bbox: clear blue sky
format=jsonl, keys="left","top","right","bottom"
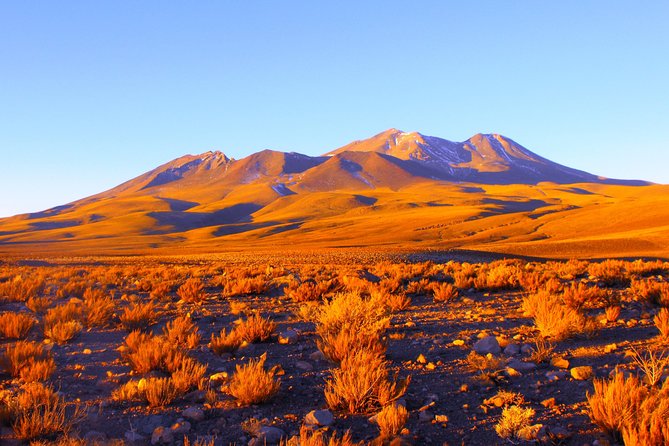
{"left": 1, "top": 1, "right": 668, "bottom": 217}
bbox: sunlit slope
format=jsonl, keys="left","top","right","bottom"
{"left": 0, "top": 129, "right": 663, "bottom": 258}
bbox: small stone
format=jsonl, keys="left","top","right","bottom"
{"left": 209, "top": 372, "right": 228, "bottom": 384}
{"left": 125, "top": 431, "right": 145, "bottom": 443}
{"left": 82, "top": 348, "right": 92, "bottom": 355}
{"left": 434, "top": 414, "right": 449, "bottom": 424}
{"left": 84, "top": 431, "right": 106, "bottom": 442}
{"left": 473, "top": 336, "right": 501, "bottom": 355}
{"left": 517, "top": 424, "right": 543, "bottom": 441}
{"left": 416, "top": 354, "right": 427, "bottom": 364}
{"left": 278, "top": 329, "right": 299, "bottom": 345}
{"left": 257, "top": 426, "right": 286, "bottom": 444}
{"left": 571, "top": 366, "right": 594, "bottom": 380}
{"left": 503, "top": 343, "right": 520, "bottom": 356}
{"left": 551, "top": 357, "right": 570, "bottom": 369}
{"left": 452, "top": 339, "right": 465, "bottom": 346}
{"left": 182, "top": 407, "right": 205, "bottom": 422}
{"left": 520, "top": 344, "right": 533, "bottom": 355}
{"left": 151, "top": 426, "right": 174, "bottom": 445}
{"left": 505, "top": 367, "right": 522, "bottom": 377}
{"left": 405, "top": 321, "right": 416, "bottom": 328}
{"left": 170, "top": 420, "right": 191, "bottom": 434}
{"left": 418, "top": 410, "right": 434, "bottom": 423}
{"left": 304, "top": 409, "right": 334, "bottom": 427}
{"left": 604, "top": 343, "right": 618, "bottom": 353}
{"left": 295, "top": 361, "right": 313, "bottom": 372}
{"left": 541, "top": 397, "right": 557, "bottom": 408}
{"left": 309, "top": 350, "right": 326, "bottom": 361}
{"left": 425, "top": 362, "right": 436, "bottom": 371}
{"left": 507, "top": 359, "right": 537, "bottom": 372}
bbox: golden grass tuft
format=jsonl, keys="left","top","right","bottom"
{"left": 2, "top": 341, "right": 55, "bottom": 382}
{"left": 281, "top": 426, "right": 361, "bottom": 446}
{"left": 314, "top": 292, "right": 389, "bottom": 363}
{"left": 654, "top": 308, "right": 669, "bottom": 342}
{"left": 324, "top": 349, "right": 409, "bottom": 414}
{"left": 44, "top": 320, "right": 82, "bottom": 344}
{"left": 209, "top": 328, "right": 243, "bottom": 355}
{"left": 177, "top": 278, "right": 207, "bottom": 304}
{"left": 374, "top": 403, "right": 409, "bottom": 439}
{"left": 82, "top": 288, "right": 116, "bottom": 327}
{"left": 163, "top": 315, "right": 201, "bottom": 349}
{"left": 0, "top": 312, "right": 36, "bottom": 339}
{"left": 227, "top": 353, "right": 280, "bottom": 406}
{"left": 119, "top": 300, "right": 158, "bottom": 331}
{"left": 432, "top": 282, "right": 459, "bottom": 302}
{"left": 495, "top": 405, "right": 536, "bottom": 440}
{"left": 235, "top": 313, "right": 276, "bottom": 343}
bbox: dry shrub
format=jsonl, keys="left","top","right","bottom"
{"left": 44, "top": 320, "right": 82, "bottom": 344}
{"left": 473, "top": 261, "right": 522, "bottom": 291}
{"left": 227, "top": 353, "right": 280, "bottom": 406}
{"left": 111, "top": 380, "right": 141, "bottom": 403}
{"left": 495, "top": 405, "right": 536, "bottom": 440}
{"left": 324, "top": 349, "right": 410, "bottom": 414}
{"left": 605, "top": 305, "right": 622, "bottom": 323}
{"left": 432, "top": 282, "right": 458, "bottom": 302}
{"left": 44, "top": 301, "right": 82, "bottom": 327}
{"left": 177, "top": 278, "right": 207, "bottom": 304}
{"left": 285, "top": 280, "right": 326, "bottom": 302}
{"left": 2, "top": 341, "right": 55, "bottom": 382}
{"left": 235, "top": 313, "right": 276, "bottom": 343}
{"left": 0, "top": 276, "right": 44, "bottom": 302}
{"left": 562, "top": 282, "right": 607, "bottom": 311}
{"left": 150, "top": 281, "right": 173, "bottom": 300}
{"left": 0, "top": 312, "right": 36, "bottom": 339}
{"left": 11, "top": 382, "right": 83, "bottom": 440}
{"left": 466, "top": 351, "right": 505, "bottom": 376}
{"left": 655, "top": 308, "right": 669, "bottom": 342}
{"left": 121, "top": 332, "right": 186, "bottom": 374}
{"left": 184, "top": 436, "right": 217, "bottom": 446}
{"left": 523, "top": 291, "right": 592, "bottom": 341}
{"left": 587, "top": 373, "right": 648, "bottom": 442}
{"left": 82, "top": 288, "right": 115, "bottom": 327}
{"left": 163, "top": 315, "right": 201, "bottom": 349}
{"left": 171, "top": 358, "right": 206, "bottom": 394}
{"left": 630, "top": 347, "right": 669, "bottom": 387}
{"left": 119, "top": 300, "right": 158, "bottom": 331}
{"left": 222, "top": 276, "right": 269, "bottom": 297}
{"left": 405, "top": 278, "right": 430, "bottom": 295}
{"left": 209, "top": 328, "right": 243, "bottom": 355}
{"left": 142, "top": 377, "right": 179, "bottom": 407}
{"left": 370, "top": 289, "right": 411, "bottom": 313}
{"left": 629, "top": 279, "right": 669, "bottom": 306}
{"left": 314, "top": 292, "right": 389, "bottom": 363}
{"left": 374, "top": 403, "right": 409, "bottom": 439}
{"left": 589, "top": 260, "right": 630, "bottom": 286}
{"left": 26, "top": 295, "right": 52, "bottom": 313}
{"left": 281, "top": 426, "right": 361, "bottom": 446}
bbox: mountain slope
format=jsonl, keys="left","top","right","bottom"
{"left": 0, "top": 129, "right": 663, "bottom": 258}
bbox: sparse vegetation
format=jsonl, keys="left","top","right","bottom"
{"left": 227, "top": 353, "right": 280, "bottom": 406}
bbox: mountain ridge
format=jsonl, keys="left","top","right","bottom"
{"left": 0, "top": 129, "right": 665, "bottom": 258}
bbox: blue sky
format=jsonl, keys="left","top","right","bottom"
{"left": 1, "top": 1, "right": 667, "bottom": 217}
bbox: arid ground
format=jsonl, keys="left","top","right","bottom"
{"left": 1, "top": 250, "right": 668, "bottom": 445}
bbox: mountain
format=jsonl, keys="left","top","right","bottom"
{"left": 0, "top": 129, "right": 666, "bottom": 258}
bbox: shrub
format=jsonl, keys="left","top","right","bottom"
{"left": 587, "top": 373, "right": 647, "bottom": 441}
{"left": 163, "top": 315, "right": 201, "bottom": 349}
{"left": 562, "top": 282, "right": 607, "bottom": 311}
{"left": 315, "top": 292, "right": 389, "bottom": 363}
{"left": 374, "top": 403, "right": 409, "bottom": 439}
{"left": 150, "top": 281, "right": 173, "bottom": 300}
{"left": 235, "top": 313, "right": 276, "bottom": 343}
{"left": 177, "top": 278, "right": 207, "bottom": 304}
{"left": 0, "top": 276, "right": 44, "bottom": 302}
{"left": 82, "top": 289, "right": 115, "bottom": 327}
{"left": 44, "top": 302, "right": 82, "bottom": 329}
{"left": 605, "top": 305, "right": 622, "bottom": 323}
{"left": 2, "top": 341, "right": 55, "bottom": 382}
{"left": 432, "top": 283, "right": 458, "bottom": 302}
{"left": 528, "top": 337, "right": 555, "bottom": 364}
{"left": 629, "top": 347, "right": 669, "bottom": 387}
{"left": 44, "top": 320, "right": 82, "bottom": 344}
{"left": 227, "top": 353, "right": 280, "bottom": 406}
{"left": 142, "top": 377, "right": 178, "bottom": 407}
{"left": 0, "top": 312, "right": 36, "bottom": 339}
{"left": 654, "top": 308, "right": 669, "bottom": 342}
{"left": 11, "top": 382, "right": 84, "bottom": 440}
{"left": 119, "top": 300, "right": 158, "bottom": 331}
{"left": 26, "top": 295, "right": 52, "bottom": 313}
{"left": 209, "top": 328, "right": 243, "bottom": 355}
{"left": 589, "top": 260, "right": 629, "bottom": 286}
{"left": 370, "top": 289, "right": 411, "bottom": 313}
{"left": 524, "top": 291, "right": 590, "bottom": 341}
{"left": 324, "top": 349, "right": 410, "bottom": 414}
{"left": 630, "top": 279, "right": 669, "bottom": 306}
{"left": 495, "top": 405, "right": 536, "bottom": 440}
{"left": 281, "top": 426, "right": 361, "bottom": 446}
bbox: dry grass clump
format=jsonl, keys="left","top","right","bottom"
{"left": 150, "top": 281, "right": 174, "bottom": 300}
{"left": 495, "top": 405, "right": 536, "bottom": 440}
{"left": 163, "top": 315, "right": 201, "bottom": 349}
{"left": 370, "top": 289, "right": 411, "bottom": 313}
{"left": 2, "top": 341, "right": 56, "bottom": 382}
{"left": 10, "top": 382, "right": 84, "bottom": 440}
{"left": 314, "top": 292, "right": 389, "bottom": 363}
{"left": 605, "top": 304, "right": 622, "bottom": 323}
{"left": 324, "top": 349, "right": 409, "bottom": 414}
{"left": 654, "top": 308, "right": 669, "bottom": 342}
{"left": 629, "top": 347, "right": 669, "bottom": 387}
{"left": 629, "top": 279, "right": 669, "bottom": 306}
{"left": 562, "top": 282, "right": 607, "bottom": 311}
{"left": 523, "top": 290, "right": 593, "bottom": 341}
{"left": 234, "top": 312, "right": 276, "bottom": 343}
{"left": 528, "top": 337, "right": 555, "bottom": 364}
{"left": 0, "top": 312, "right": 36, "bottom": 339}
{"left": 26, "top": 295, "right": 53, "bottom": 314}
{"left": 120, "top": 330, "right": 195, "bottom": 375}
{"left": 374, "top": 403, "right": 409, "bottom": 439}
{"left": 281, "top": 426, "right": 361, "bottom": 446}
{"left": 43, "top": 302, "right": 83, "bottom": 344}
{"left": 589, "top": 259, "right": 630, "bottom": 286}
{"left": 82, "top": 288, "right": 116, "bottom": 327}
{"left": 0, "top": 276, "right": 45, "bottom": 302}
{"left": 432, "top": 282, "right": 458, "bottom": 302}
{"left": 227, "top": 353, "right": 280, "bottom": 406}
{"left": 177, "top": 278, "right": 207, "bottom": 304}
{"left": 284, "top": 280, "right": 334, "bottom": 302}
{"left": 466, "top": 351, "right": 506, "bottom": 385}
{"left": 118, "top": 300, "right": 158, "bottom": 331}
{"left": 221, "top": 275, "right": 269, "bottom": 297}
{"left": 209, "top": 328, "right": 243, "bottom": 355}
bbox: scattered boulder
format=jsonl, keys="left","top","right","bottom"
{"left": 125, "top": 431, "right": 145, "bottom": 444}
{"left": 151, "top": 426, "right": 174, "bottom": 445}
{"left": 295, "top": 361, "right": 313, "bottom": 372}
{"left": 507, "top": 359, "right": 537, "bottom": 372}
{"left": 503, "top": 343, "right": 520, "bottom": 356}
{"left": 473, "top": 336, "right": 501, "bottom": 355}
{"left": 304, "top": 409, "right": 334, "bottom": 427}
{"left": 170, "top": 420, "right": 191, "bottom": 435}
{"left": 251, "top": 426, "right": 286, "bottom": 445}
{"left": 309, "top": 350, "right": 326, "bottom": 361}
{"left": 278, "top": 329, "right": 299, "bottom": 345}
{"left": 570, "top": 366, "right": 594, "bottom": 380}
{"left": 182, "top": 407, "right": 205, "bottom": 422}
{"left": 550, "top": 357, "right": 570, "bottom": 369}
